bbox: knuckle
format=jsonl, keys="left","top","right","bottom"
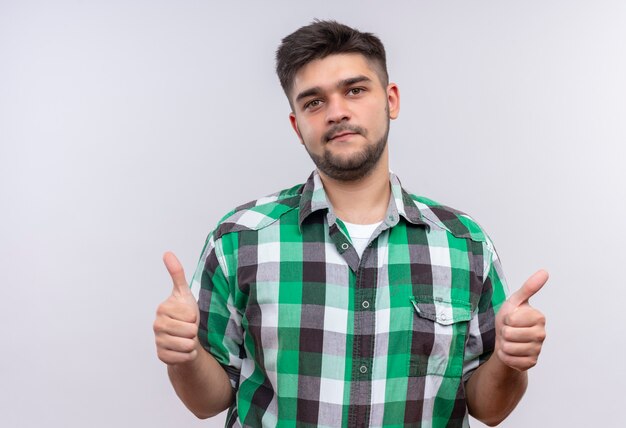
{"left": 501, "top": 326, "right": 513, "bottom": 341}
{"left": 499, "top": 325, "right": 507, "bottom": 336}
{"left": 156, "top": 302, "right": 173, "bottom": 318}
{"left": 530, "top": 309, "right": 545, "bottom": 323}
{"left": 155, "top": 335, "right": 168, "bottom": 349}
{"left": 169, "top": 350, "right": 193, "bottom": 364}
{"left": 156, "top": 350, "right": 170, "bottom": 364}
{"left": 537, "top": 330, "right": 547, "bottom": 342}
{"left": 187, "top": 349, "right": 199, "bottom": 362}
{"left": 502, "top": 314, "right": 512, "bottom": 326}
{"left": 155, "top": 305, "right": 165, "bottom": 316}
{"left": 181, "top": 339, "right": 196, "bottom": 352}
{"left": 500, "top": 342, "right": 514, "bottom": 354}
{"left": 497, "top": 350, "right": 514, "bottom": 367}
{"left": 507, "top": 312, "right": 522, "bottom": 326}
{"left": 153, "top": 319, "right": 164, "bottom": 333}
{"left": 183, "top": 326, "right": 198, "bottom": 339}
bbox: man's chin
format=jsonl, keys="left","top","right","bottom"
{"left": 316, "top": 159, "right": 374, "bottom": 181}
{"left": 308, "top": 134, "right": 387, "bottom": 181}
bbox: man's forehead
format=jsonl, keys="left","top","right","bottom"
{"left": 290, "top": 53, "right": 381, "bottom": 97}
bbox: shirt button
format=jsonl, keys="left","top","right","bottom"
{"left": 362, "top": 300, "right": 370, "bottom": 309}
{"left": 439, "top": 314, "right": 447, "bottom": 322}
{"left": 341, "top": 243, "right": 349, "bottom": 250}
{"left": 359, "top": 365, "right": 368, "bottom": 374}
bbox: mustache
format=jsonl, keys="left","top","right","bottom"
{"left": 323, "top": 124, "right": 366, "bottom": 142}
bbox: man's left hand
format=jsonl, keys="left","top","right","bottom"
{"left": 495, "top": 270, "right": 548, "bottom": 371}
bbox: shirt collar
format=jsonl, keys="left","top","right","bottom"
{"left": 298, "top": 170, "right": 428, "bottom": 230}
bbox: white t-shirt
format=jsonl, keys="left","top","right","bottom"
{"left": 342, "top": 220, "right": 383, "bottom": 258}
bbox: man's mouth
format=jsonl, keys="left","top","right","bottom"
{"left": 326, "top": 127, "right": 363, "bottom": 142}
{"left": 329, "top": 131, "right": 357, "bottom": 141}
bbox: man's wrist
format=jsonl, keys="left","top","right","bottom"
{"left": 489, "top": 350, "right": 528, "bottom": 385}
{"left": 167, "top": 340, "right": 203, "bottom": 371}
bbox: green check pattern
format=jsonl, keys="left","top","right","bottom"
{"left": 191, "top": 171, "right": 508, "bottom": 428}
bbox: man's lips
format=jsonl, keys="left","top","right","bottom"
{"left": 328, "top": 131, "right": 358, "bottom": 141}
{"left": 324, "top": 125, "right": 366, "bottom": 142}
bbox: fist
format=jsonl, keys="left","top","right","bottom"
{"left": 153, "top": 251, "right": 201, "bottom": 365}
{"left": 495, "top": 270, "right": 548, "bottom": 371}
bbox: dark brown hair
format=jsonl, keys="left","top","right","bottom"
{"left": 276, "top": 20, "right": 388, "bottom": 100}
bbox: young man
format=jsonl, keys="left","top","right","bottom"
{"left": 153, "top": 21, "right": 547, "bottom": 427}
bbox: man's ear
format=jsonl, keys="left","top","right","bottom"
{"left": 289, "top": 112, "right": 305, "bottom": 144}
{"left": 387, "top": 83, "right": 400, "bottom": 120}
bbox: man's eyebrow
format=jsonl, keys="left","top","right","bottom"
{"left": 338, "top": 75, "right": 372, "bottom": 88}
{"left": 295, "top": 87, "right": 322, "bottom": 103}
{"left": 294, "top": 75, "right": 373, "bottom": 104}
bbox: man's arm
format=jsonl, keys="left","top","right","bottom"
{"left": 465, "top": 352, "right": 528, "bottom": 425}
{"left": 167, "top": 343, "right": 234, "bottom": 418}
{"left": 154, "top": 252, "right": 234, "bottom": 418}
{"left": 466, "top": 270, "right": 548, "bottom": 426}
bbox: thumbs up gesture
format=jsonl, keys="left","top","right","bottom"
{"left": 495, "top": 270, "right": 548, "bottom": 372}
{"left": 153, "top": 252, "right": 201, "bottom": 365}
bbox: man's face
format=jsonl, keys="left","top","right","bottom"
{"left": 289, "top": 53, "right": 399, "bottom": 181}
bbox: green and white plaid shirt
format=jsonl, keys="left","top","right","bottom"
{"left": 191, "top": 170, "right": 508, "bottom": 428}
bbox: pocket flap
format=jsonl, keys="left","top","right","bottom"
{"left": 410, "top": 295, "right": 472, "bottom": 325}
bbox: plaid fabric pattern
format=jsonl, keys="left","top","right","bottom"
{"left": 191, "top": 171, "right": 508, "bottom": 428}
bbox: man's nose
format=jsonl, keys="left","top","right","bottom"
{"left": 325, "top": 95, "right": 351, "bottom": 124}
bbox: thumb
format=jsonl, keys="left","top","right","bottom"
{"left": 507, "top": 269, "right": 549, "bottom": 307}
{"left": 163, "top": 251, "right": 190, "bottom": 297}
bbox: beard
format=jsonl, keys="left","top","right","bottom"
{"left": 305, "top": 118, "right": 390, "bottom": 182}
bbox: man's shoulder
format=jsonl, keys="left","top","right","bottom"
{"left": 407, "top": 193, "right": 490, "bottom": 243}
{"left": 212, "top": 182, "right": 304, "bottom": 240}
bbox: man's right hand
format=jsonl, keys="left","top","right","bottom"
{"left": 154, "top": 251, "right": 201, "bottom": 365}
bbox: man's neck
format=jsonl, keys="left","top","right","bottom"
{"left": 318, "top": 153, "right": 391, "bottom": 225}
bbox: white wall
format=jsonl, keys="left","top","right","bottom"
{"left": 1, "top": 1, "right": 624, "bottom": 427}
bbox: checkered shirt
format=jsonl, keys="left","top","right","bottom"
{"left": 190, "top": 170, "right": 508, "bottom": 428}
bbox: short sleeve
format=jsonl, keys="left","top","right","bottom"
{"left": 462, "top": 237, "right": 509, "bottom": 383}
{"left": 190, "top": 232, "right": 244, "bottom": 390}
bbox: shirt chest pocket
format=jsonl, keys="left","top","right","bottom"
{"left": 407, "top": 295, "right": 472, "bottom": 378}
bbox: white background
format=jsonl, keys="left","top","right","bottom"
{"left": 1, "top": 1, "right": 625, "bottom": 427}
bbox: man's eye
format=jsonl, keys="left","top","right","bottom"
{"left": 305, "top": 100, "right": 321, "bottom": 109}
{"left": 348, "top": 88, "right": 363, "bottom": 95}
